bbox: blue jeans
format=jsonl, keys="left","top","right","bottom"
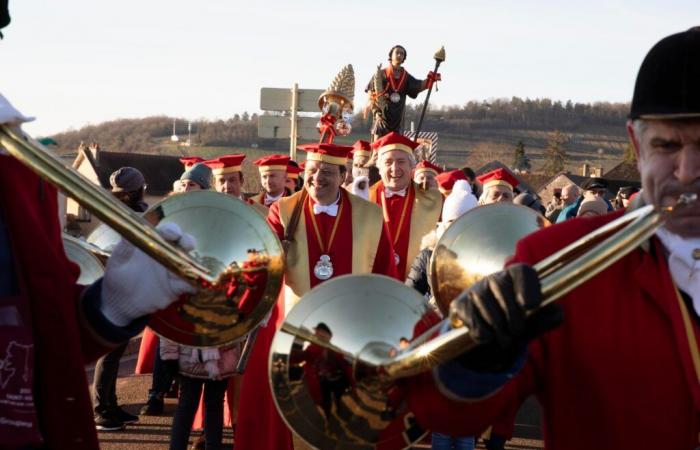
{"left": 431, "top": 432, "right": 475, "bottom": 450}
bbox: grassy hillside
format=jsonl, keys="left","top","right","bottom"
{"left": 49, "top": 98, "right": 631, "bottom": 174}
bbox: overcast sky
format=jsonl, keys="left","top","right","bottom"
{"left": 2, "top": 0, "right": 698, "bottom": 136}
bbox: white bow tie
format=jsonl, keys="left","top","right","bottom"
{"left": 385, "top": 188, "right": 407, "bottom": 198}
{"left": 313, "top": 203, "right": 339, "bottom": 217}
{"left": 656, "top": 227, "right": 700, "bottom": 315}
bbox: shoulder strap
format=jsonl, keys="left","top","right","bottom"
{"left": 282, "top": 190, "right": 307, "bottom": 252}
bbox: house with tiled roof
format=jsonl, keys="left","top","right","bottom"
{"left": 67, "top": 145, "right": 185, "bottom": 236}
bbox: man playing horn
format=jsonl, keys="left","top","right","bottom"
{"left": 407, "top": 27, "right": 700, "bottom": 450}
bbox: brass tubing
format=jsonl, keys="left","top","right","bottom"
{"left": 0, "top": 125, "right": 214, "bottom": 284}
{"left": 380, "top": 205, "right": 662, "bottom": 379}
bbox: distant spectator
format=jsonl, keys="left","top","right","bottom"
{"left": 577, "top": 197, "right": 609, "bottom": 218}
{"left": 179, "top": 162, "right": 212, "bottom": 191}
{"left": 556, "top": 179, "right": 612, "bottom": 223}
{"left": 461, "top": 166, "right": 480, "bottom": 198}
{"left": 580, "top": 177, "right": 609, "bottom": 200}
{"left": 514, "top": 192, "right": 546, "bottom": 215}
{"left": 476, "top": 168, "right": 517, "bottom": 205}
{"left": 544, "top": 189, "right": 563, "bottom": 222}
{"left": 614, "top": 186, "right": 640, "bottom": 210}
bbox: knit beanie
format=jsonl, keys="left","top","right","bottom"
{"left": 110, "top": 167, "right": 145, "bottom": 193}
{"left": 180, "top": 162, "right": 212, "bottom": 189}
{"left": 442, "top": 180, "right": 478, "bottom": 223}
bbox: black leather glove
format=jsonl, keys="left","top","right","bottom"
{"left": 450, "top": 263, "right": 563, "bottom": 372}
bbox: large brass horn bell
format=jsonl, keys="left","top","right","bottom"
{"left": 430, "top": 203, "right": 550, "bottom": 315}
{"left": 142, "top": 191, "right": 284, "bottom": 347}
{"left": 62, "top": 234, "right": 106, "bottom": 284}
{"left": 270, "top": 274, "right": 431, "bottom": 450}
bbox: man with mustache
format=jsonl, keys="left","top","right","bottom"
{"left": 406, "top": 27, "right": 700, "bottom": 449}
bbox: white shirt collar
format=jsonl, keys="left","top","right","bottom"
{"left": 384, "top": 187, "right": 407, "bottom": 198}
{"left": 656, "top": 226, "right": 700, "bottom": 314}
{"left": 264, "top": 191, "right": 284, "bottom": 205}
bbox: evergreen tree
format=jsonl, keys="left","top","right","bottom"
{"left": 512, "top": 140, "right": 531, "bottom": 173}
{"left": 542, "top": 130, "right": 569, "bottom": 175}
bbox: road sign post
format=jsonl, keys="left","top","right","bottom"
{"left": 259, "top": 85, "right": 324, "bottom": 160}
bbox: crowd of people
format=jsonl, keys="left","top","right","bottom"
{"left": 2, "top": 7, "right": 700, "bottom": 449}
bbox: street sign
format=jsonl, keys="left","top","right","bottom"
{"left": 260, "top": 87, "right": 324, "bottom": 112}
{"left": 258, "top": 115, "right": 319, "bottom": 140}
{"left": 259, "top": 84, "right": 323, "bottom": 159}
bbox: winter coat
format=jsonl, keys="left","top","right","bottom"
{"left": 160, "top": 338, "right": 242, "bottom": 380}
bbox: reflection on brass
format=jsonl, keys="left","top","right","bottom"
{"left": 0, "top": 125, "right": 284, "bottom": 347}
{"left": 430, "top": 203, "right": 550, "bottom": 315}
{"left": 62, "top": 234, "right": 105, "bottom": 284}
{"left": 273, "top": 200, "right": 673, "bottom": 448}
{"left": 270, "top": 275, "right": 430, "bottom": 450}
{"left": 143, "top": 192, "right": 285, "bottom": 347}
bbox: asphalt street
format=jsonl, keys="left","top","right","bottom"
{"left": 87, "top": 356, "right": 543, "bottom": 449}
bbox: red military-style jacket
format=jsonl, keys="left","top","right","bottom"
{"left": 406, "top": 210, "right": 700, "bottom": 449}
{"left": 0, "top": 155, "right": 140, "bottom": 449}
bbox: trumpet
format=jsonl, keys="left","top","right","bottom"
{"left": 1, "top": 125, "right": 284, "bottom": 347}
{"left": 269, "top": 198, "right": 678, "bottom": 449}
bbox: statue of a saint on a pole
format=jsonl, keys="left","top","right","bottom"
{"left": 365, "top": 45, "right": 440, "bottom": 141}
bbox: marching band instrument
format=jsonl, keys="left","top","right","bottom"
{"left": 1, "top": 125, "right": 284, "bottom": 347}
{"left": 430, "top": 203, "right": 550, "bottom": 315}
{"left": 270, "top": 198, "right": 676, "bottom": 449}
{"left": 62, "top": 234, "right": 105, "bottom": 284}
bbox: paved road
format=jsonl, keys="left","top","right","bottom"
{"left": 89, "top": 357, "right": 543, "bottom": 449}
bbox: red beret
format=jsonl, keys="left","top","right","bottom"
{"left": 415, "top": 160, "right": 443, "bottom": 176}
{"left": 179, "top": 156, "right": 204, "bottom": 169}
{"left": 371, "top": 132, "right": 419, "bottom": 156}
{"left": 352, "top": 140, "right": 372, "bottom": 157}
{"left": 436, "top": 169, "right": 467, "bottom": 194}
{"left": 477, "top": 168, "right": 519, "bottom": 190}
{"left": 253, "top": 154, "right": 290, "bottom": 172}
{"left": 286, "top": 163, "right": 303, "bottom": 179}
{"left": 204, "top": 154, "right": 245, "bottom": 175}
{"left": 298, "top": 143, "right": 353, "bottom": 166}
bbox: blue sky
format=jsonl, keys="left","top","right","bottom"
{"left": 1, "top": 0, "right": 698, "bottom": 136}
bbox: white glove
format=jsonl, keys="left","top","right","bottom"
{"left": 100, "top": 222, "right": 198, "bottom": 327}
{"left": 0, "top": 93, "right": 35, "bottom": 156}
{"left": 350, "top": 175, "right": 370, "bottom": 200}
{"left": 0, "top": 93, "right": 35, "bottom": 126}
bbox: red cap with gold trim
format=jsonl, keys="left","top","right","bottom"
{"left": 352, "top": 140, "right": 372, "bottom": 158}
{"left": 415, "top": 160, "right": 443, "bottom": 176}
{"left": 476, "top": 168, "right": 519, "bottom": 190}
{"left": 253, "top": 154, "right": 290, "bottom": 173}
{"left": 298, "top": 143, "right": 353, "bottom": 166}
{"left": 436, "top": 169, "right": 467, "bottom": 194}
{"left": 371, "top": 132, "right": 419, "bottom": 156}
{"left": 287, "top": 163, "right": 302, "bottom": 179}
{"left": 204, "top": 154, "right": 245, "bottom": 175}
{"left": 179, "top": 156, "right": 204, "bottom": 169}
